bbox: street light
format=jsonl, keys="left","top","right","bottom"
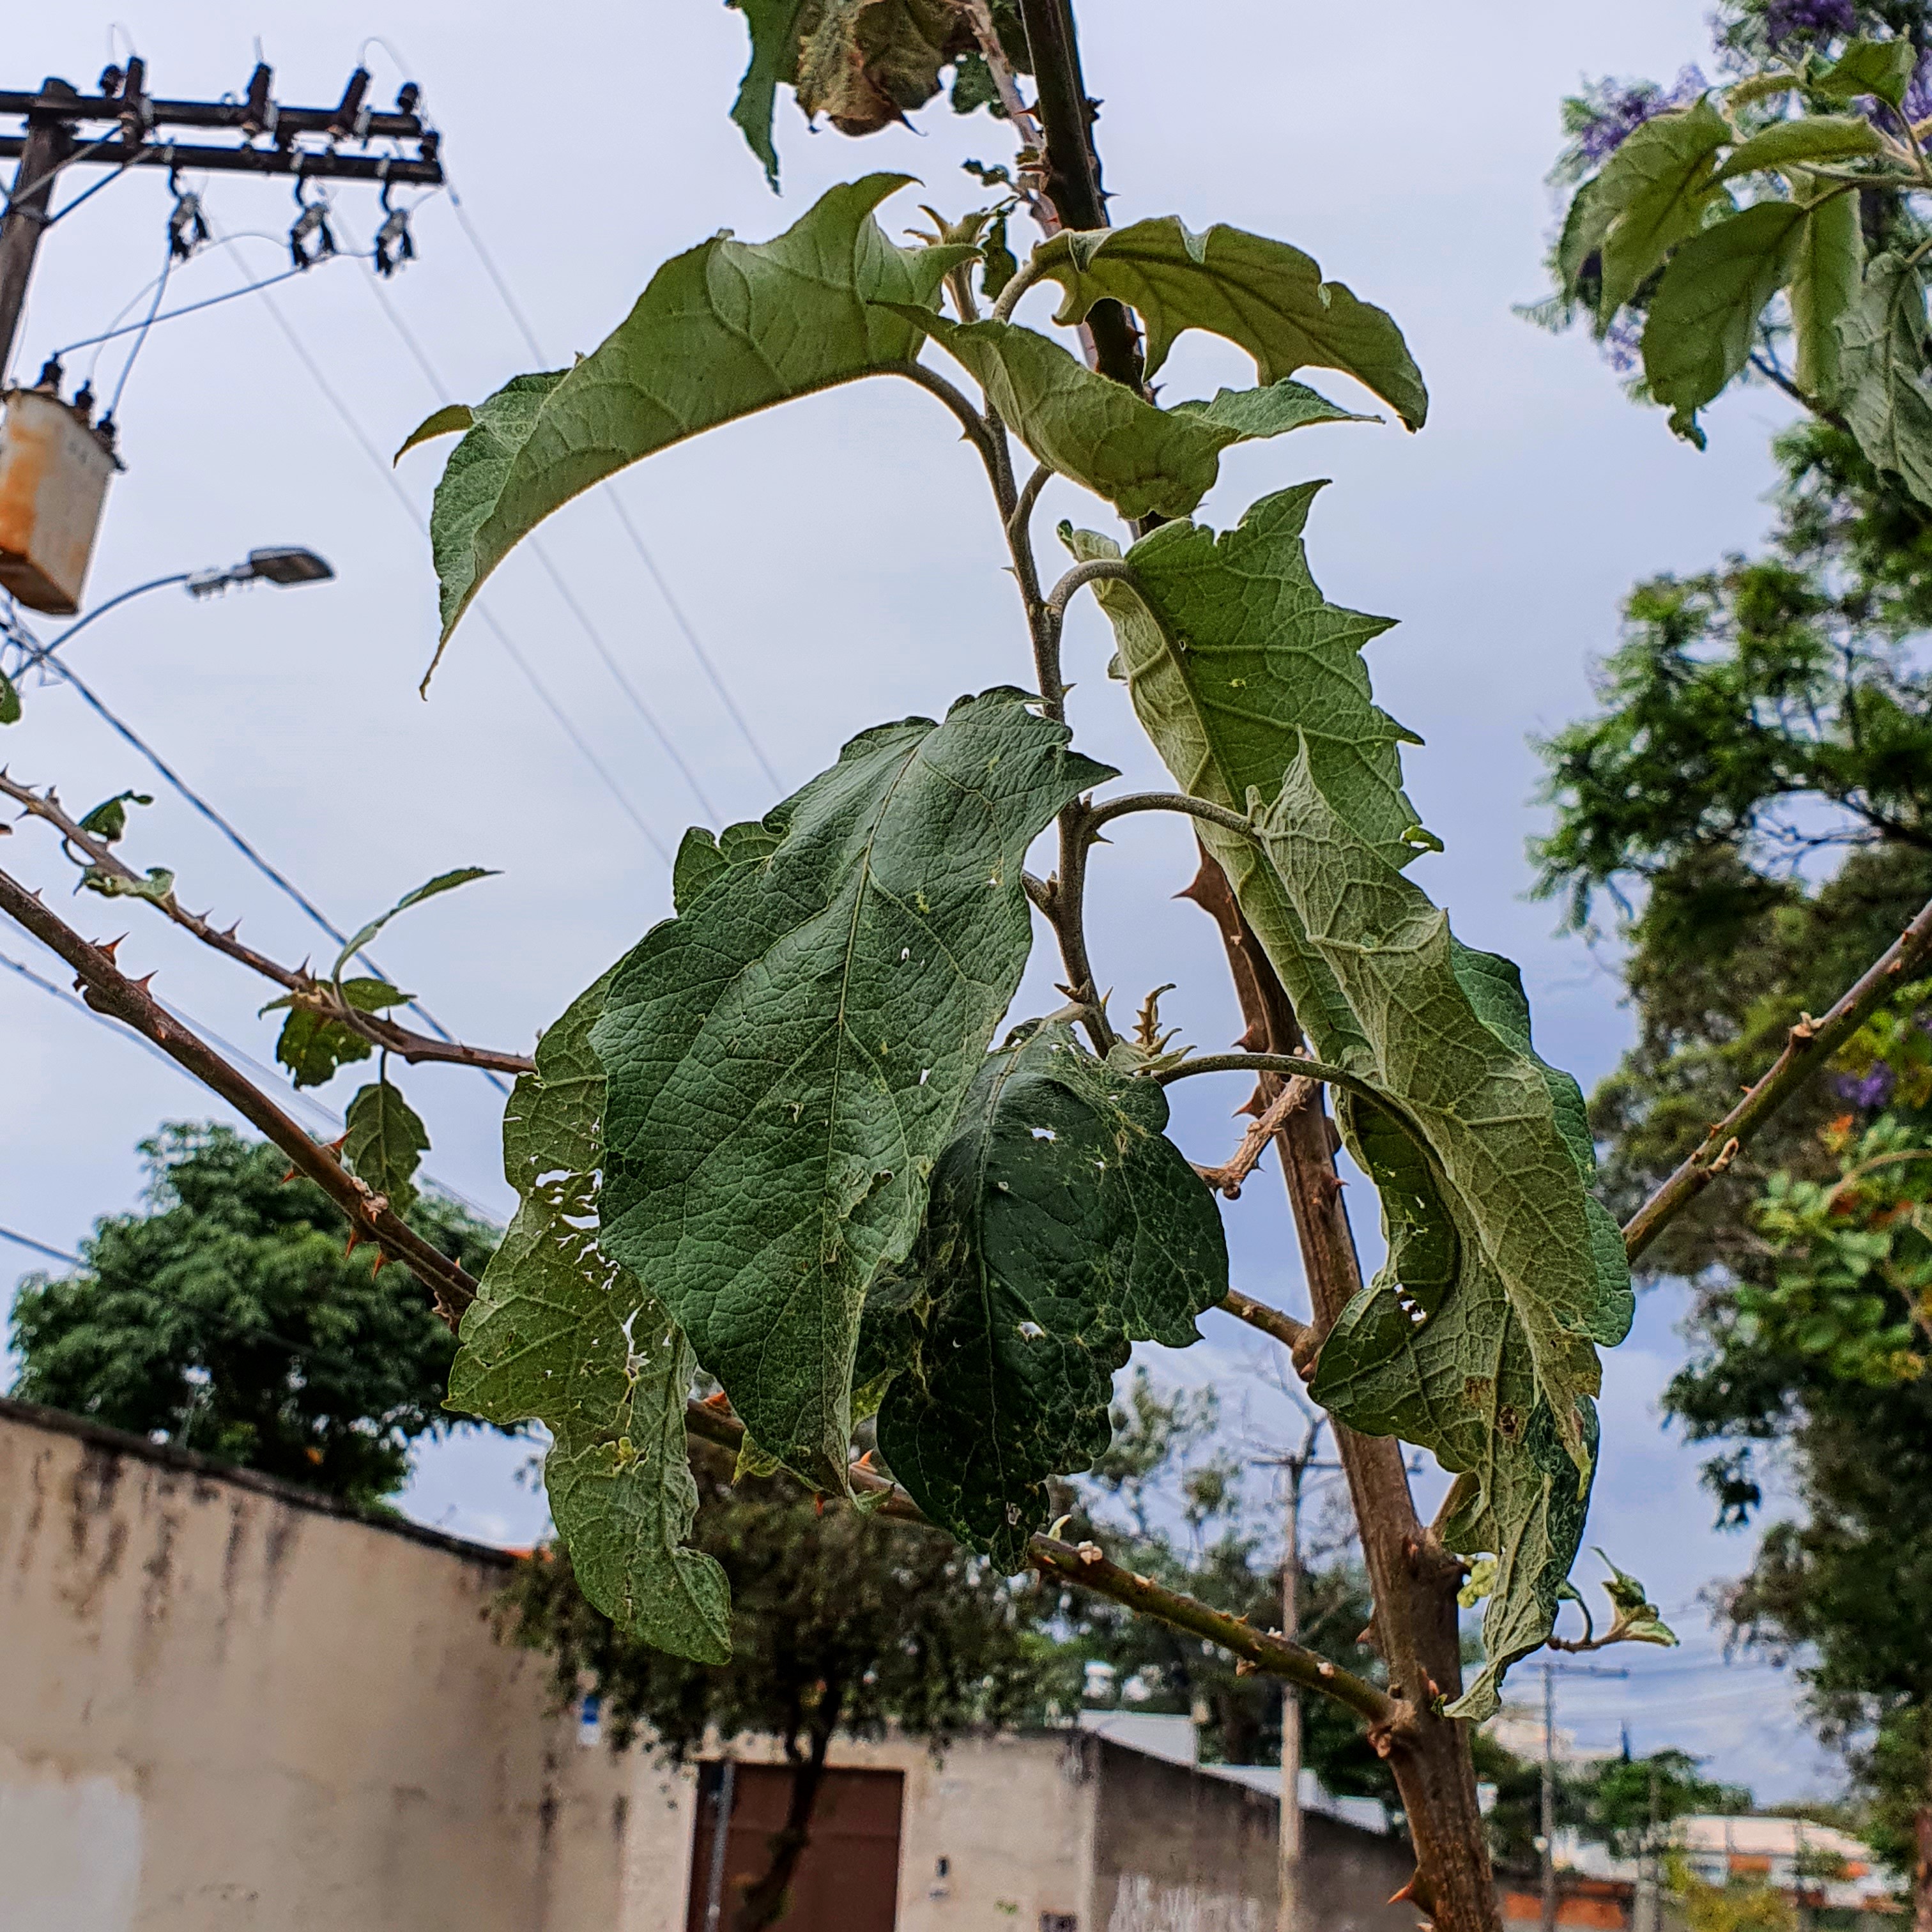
{"left": 26, "top": 546, "right": 335, "bottom": 661}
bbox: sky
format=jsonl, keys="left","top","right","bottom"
{"left": 0, "top": 1, "right": 1839, "bottom": 1800}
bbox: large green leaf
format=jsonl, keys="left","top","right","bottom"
{"left": 1714, "top": 114, "right": 1882, "bottom": 180}
{"left": 1591, "top": 97, "right": 1732, "bottom": 325}
{"left": 592, "top": 689, "right": 1114, "bottom": 1492}
{"left": 1641, "top": 200, "right": 1808, "bottom": 440}
{"left": 1788, "top": 188, "right": 1863, "bottom": 402}
{"left": 894, "top": 315, "right": 1362, "bottom": 521}
{"left": 1032, "top": 218, "right": 1427, "bottom": 430}
{"left": 858, "top": 1019, "right": 1225, "bottom": 1570}
{"left": 1069, "top": 494, "right": 1629, "bottom": 1710}
{"left": 342, "top": 1078, "right": 429, "bottom": 1216}
{"left": 1837, "top": 252, "right": 1932, "bottom": 509}
{"left": 447, "top": 968, "right": 731, "bottom": 1663}
{"left": 404, "top": 176, "right": 974, "bottom": 654}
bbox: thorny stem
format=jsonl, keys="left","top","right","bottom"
{"left": 0, "top": 769, "right": 537, "bottom": 1078}
{"left": 1218, "top": 1284, "right": 1314, "bottom": 1359}
{"left": 682, "top": 1395, "right": 1393, "bottom": 1723}
{"left": 0, "top": 863, "right": 481, "bottom": 1325}
{"left": 1197, "top": 1077, "right": 1320, "bottom": 1201}
{"left": 1622, "top": 887, "right": 1932, "bottom": 1261}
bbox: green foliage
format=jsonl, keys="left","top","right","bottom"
{"left": 1588, "top": 98, "right": 1734, "bottom": 328}
{"left": 261, "top": 977, "right": 413, "bottom": 1090}
{"left": 7, "top": 1123, "right": 497, "bottom": 1505}
{"left": 857, "top": 1018, "right": 1226, "bottom": 1570}
{"left": 402, "top": 176, "right": 974, "bottom": 654}
{"left": 333, "top": 865, "right": 497, "bottom": 983}
{"left": 592, "top": 691, "right": 1110, "bottom": 1494}
{"left": 0, "top": 664, "right": 19, "bottom": 725}
{"left": 1068, "top": 489, "right": 1627, "bottom": 1717}
{"left": 79, "top": 864, "right": 176, "bottom": 903}
{"left": 1033, "top": 218, "right": 1429, "bottom": 429}
{"left": 447, "top": 968, "right": 731, "bottom": 1664}
{"left": 76, "top": 789, "right": 152, "bottom": 842}
{"left": 342, "top": 1077, "right": 430, "bottom": 1218}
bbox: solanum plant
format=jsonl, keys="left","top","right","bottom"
{"left": 10, "top": 7, "right": 1932, "bottom": 1926}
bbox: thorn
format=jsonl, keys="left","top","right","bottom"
{"left": 813, "top": 1494, "right": 826, "bottom": 1518}
{"left": 1790, "top": 1011, "right": 1820, "bottom": 1042}
{"left": 98, "top": 935, "right": 126, "bottom": 964}
{"left": 1234, "top": 1658, "right": 1257, "bottom": 1676}
{"left": 130, "top": 971, "right": 157, "bottom": 995}
{"left": 853, "top": 1448, "right": 876, "bottom": 1471}
{"left": 222, "top": 921, "right": 241, "bottom": 940}
{"left": 325, "top": 1133, "right": 348, "bottom": 1156}
{"left": 1076, "top": 1540, "right": 1105, "bottom": 1566}
{"left": 371, "top": 1251, "right": 388, "bottom": 1276}
{"left": 702, "top": 1390, "right": 733, "bottom": 1410}
{"left": 1389, "top": 1879, "right": 1418, "bottom": 1905}
{"left": 280, "top": 1165, "right": 299, "bottom": 1184}
{"left": 344, "top": 1227, "right": 363, "bottom": 1259}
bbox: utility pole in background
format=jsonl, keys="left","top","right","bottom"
{"left": 0, "top": 58, "right": 444, "bottom": 378}
{"left": 1540, "top": 1661, "right": 1630, "bottom": 1932}
{"left": 1259, "top": 1407, "right": 1344, "bottom": 1932}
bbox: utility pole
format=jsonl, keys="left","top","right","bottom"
{"left": 1261, "top": 1409, "right": 1343, "bottom": 1932}
{"left": 1539, "top": 1662, "right": 1630, "bottom": 1932}
{"left": 0, "top": 58, "right": 443, "bottom": 377}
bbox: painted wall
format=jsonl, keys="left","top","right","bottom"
{"left": 0, "top": 1397, "right": 648, "bottom": 1932}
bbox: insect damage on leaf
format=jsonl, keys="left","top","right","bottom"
{"left": 591, "top": 689, "right": 1114, "bottom": 1497}
{"left": 1070, "top": 488, "right": 1630, "bottom": 1714}
{"left": 855, "top": 1019, "right": 1226, "bottom": 1571}
{"left": 447, "top": 966, "right": 731, "bottom": 1664}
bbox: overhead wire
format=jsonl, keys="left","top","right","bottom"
{"left": 340, "top": 222, "right": 722, "bottom": 819}
{"left": 440, "top": 176, "right": 785, "bottom": 790}
{"left": 209, "top": 228, "right": 675, "bottom": 866}
{"left": 103, "top": 243, "right": 173, "bottom": 422}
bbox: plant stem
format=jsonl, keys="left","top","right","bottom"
{"left": 0, "top": 863, "right": 481, "bottom": 1324}
{"left": 0, "top": 770, "right": 536, "bottom": 1077}
{"left": 1085, "top": 790, "right": 1261, "bottom": 843}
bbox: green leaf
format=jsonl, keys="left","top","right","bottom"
{"left": 1556, "top": 176, "right": 1614, "bottom": 300}
{"left": 447, "top": 967, "right": 732, "bottom": 1663}
{"left": 1714, "top": 114, "right": 1883, "bottom": 180}
{"left": 76, "top": 790, "right": 153, "bottom": 843}
{"left": 670, "top": 820, "right": 783, "bottom": 916}
{"left": 980, "top": 207, "right": 1018, "bottom": 302}
{"left": 726, "top": 0, "right": 812, "bottom": 188}
{"left": 259, "top": 977, "right": 411, "bottom": 1018}
{"left": 1590, "top": 97, "right": 1732, "bottom": 325}
{"left": 1033, "top": 218, "right": 1427, "bottom": 431}
{"left": 1068, "top": 491, "right": 1629, "bottom": 1714}
{"left": 859, "top": 1019, "right": 1226, "bottom": 1571}
{"left": 1641, "top": 200, "right": 1809, "bottom": 435}
{"left": 417, "top": 176, "right": 972, "bottom": 657}
{"left": 273, "top": 1009, "right": 374, "bottom": 1089}
{"left": 1813, "top": 36, "right": 1917, "bottom": 110}
{"left": 79, "top": 864, "right": 174, "bottom": 903}
{"left": 1789, "top": 188, "right": 1864, "bottom": 401}
{"left": 0, "top": 666, "right": 18, "bottom": 725}
{"left": 333, "top": 866, "right": 498, "bottom": 983}
{"left": 592, "top": 689, "right": 1114, "bottom": 1492}
{"left": 1593, "top": 1549, "right": 1680, "bottom": 1648}
{"left": 1170, "top": 379, "right": 1380, "bottom": 438}
{"left": 795, "top": 0, "right": 973, "bottom": 137}
{"left": 342, "top": 1078, "right": 429, "bottom": 1216}
{"left": 1837, "top": 252, "right": 1932, "bottom": 508}
{"left": 392, "top": 402, "right": 475, "bottom": 464}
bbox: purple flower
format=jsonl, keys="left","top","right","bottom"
{"left": 1602, "top": 314, "right": 1644, "bottom": 375}
{"left": 1837, "top": 1064, "right": 1896, "bottom": 1109}
{"left": 1573, "top": 67, "right": 1711, "bottom": 167}
{"left": 1764, "top": 0, "right": 1857, "bottom": 50}
{"left": 1906, "top": 49, "right": 1932, "bottom": 125}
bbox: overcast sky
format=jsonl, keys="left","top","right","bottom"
{"left": 1, "top": 2, "right": 1834, "bottom": 1796}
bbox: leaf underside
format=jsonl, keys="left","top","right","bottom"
{"left": 342, "top": 1079, "right": 429, "bottom": 1217}
{"left": 1838, "top": 252, "right": 1932, "bottom": 510}
{"left": 1034, "top": 218, "right": 1428, "bottom": 430}
{"left": 1071, "top": 491, "right": 1630, "bottom": 1716}
{"left": 446, "top": 967, "right": 732, "bottom": 1664}
{"left": 414, "top": 175, "right": 971, "bottom": 658}
{"left": 857, "top": 1019, "right": 1227, "bottom": 1571}
{"left": 592, "top": 689, "right": 1114, "bottom": 1494}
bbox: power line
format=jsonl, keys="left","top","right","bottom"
{"left": 340, "top": 229, "right": 721, "bottom": 820}
{"left": 441, "top": 179, "right": 785, "bottom": 792}
{"left": 213, "top": 233, "right": 675, "bottom": 866}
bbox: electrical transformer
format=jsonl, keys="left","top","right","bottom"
{"left": 0, "top": 386, "right": 121, "bottom": 616}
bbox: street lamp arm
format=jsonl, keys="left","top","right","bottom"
{"left": 36, "top": 572, "right": 190, "bottom": 659}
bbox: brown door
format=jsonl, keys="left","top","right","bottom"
{"left": 686, "top": 1761, "right": 903, "bottom": 1932}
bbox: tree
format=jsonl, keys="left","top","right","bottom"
{"left": 5, "top": 9, "right": 1921, "bottom": 1929}
{"left": 8, "top": 1122, "right": 496, "bottom": 1506}
{"left": 1530, "top": 8, "right": 1932, "bottom": 1919}
{"left": 501, "top": 1439, "right": 1044, "bottom": 1932}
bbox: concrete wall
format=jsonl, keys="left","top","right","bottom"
{"left": 1087, "top": 1741, "right": 1418, "bottom": 1932}
{"left": 0, "top": 1397, "right": 650, "bottom": 1932}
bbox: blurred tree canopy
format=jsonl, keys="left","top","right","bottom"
{"left": 7, "top": 1122, "right": 498, "bottom": 1506}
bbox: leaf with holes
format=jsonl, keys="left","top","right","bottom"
{"left": 404, "top": 176, "right": 974, "bottom": 658}
{"left": 447, "top": 966, "right": 731, "bottom": 1663}
{"left": 592, "top": 689, "right": 1113, "bottom": 1493}
{"left": 857, "top": 1019, "right": 1225, "bottom": 1570}
{"left": 342, "top": 1079, "right": 429, "bottom": 1217}
{"left": 1032, "top": 218, "right": 1427, "bottom": 429}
